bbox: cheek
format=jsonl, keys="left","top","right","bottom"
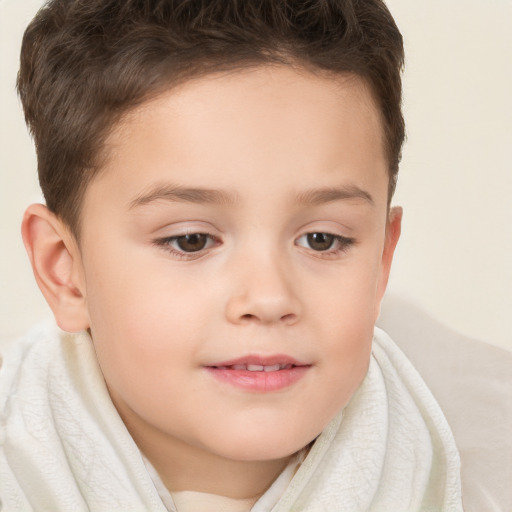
{"left": 84, "top": 273, "right": 208, "bottom": 427}
{"left": 306, "top": 255, "right": 381, "bottom": 400}
{"left": 310, "top": 253, "right": 382, "bottom": 328}
{"left": 82, "top": 246, "right": 214, "bottom": 385}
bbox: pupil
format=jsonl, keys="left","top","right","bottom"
{"left": 177, "top": 234, "right": 207, "bottom": 252}
{"left": 307, "top": 233, "right": 334, "bottom": 251}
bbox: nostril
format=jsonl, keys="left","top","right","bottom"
{"left": 280, "top": 313, "right": 297, "bottom": 324}
{"left": 240, "top": 312, "right": 297, "bottom": 324}
{"left": 226, "top": 292, "right": 300, "bottom": 325}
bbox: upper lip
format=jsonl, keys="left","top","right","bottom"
{"left": 206, "top": 354, "right": 309, "bottom": 368}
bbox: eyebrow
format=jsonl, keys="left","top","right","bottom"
{"left": 129, "top": 184, "right": 238, "bottom": 209}
{"left": 129, "top": 183, "right": 374, "bottom": 209}
{"left": 295, "top": 185, "right": 374, "bottom": 207}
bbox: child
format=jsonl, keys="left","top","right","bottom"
{"left": 0, "top": 0, "right": 463, "bottom": 510}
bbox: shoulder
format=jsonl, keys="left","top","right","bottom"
{"left": 0, "top": 322, "right": 84, "bottom": 412}
{"left": 378, "top": 295, "right": 512, "bottom": 512}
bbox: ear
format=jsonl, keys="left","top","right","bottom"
{"left": 375, "top": 206, "right": 402, "bottom": 318}
{"left": 21, "top": 204, "right": 90, "bottom": 332}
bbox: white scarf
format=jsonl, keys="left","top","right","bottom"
{"left": 0, "top": 323, "right": 462, "bottom": 511}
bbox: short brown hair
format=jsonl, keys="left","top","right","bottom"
{"left": 18, "top": 0, "right": 405, "bottom": 237}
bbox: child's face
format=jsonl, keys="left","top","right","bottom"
{"left": 74, "top": 66, "right": 400, "bottom": 463}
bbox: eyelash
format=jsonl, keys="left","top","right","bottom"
{"left": 152, "top": 232, "right": 356, "bottom": 259}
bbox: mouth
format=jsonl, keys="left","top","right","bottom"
{"left": 213, "top": 363, "right": 295, "bottom": 372}
{"left": 204, "top": 355, "right": 311, "bottom": 392}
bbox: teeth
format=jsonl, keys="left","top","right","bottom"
{"left": 247, "top": 364, "right": 264, "bottom": 371}
{"left": 231, "top": 364, "right": 286, "bottom": 372}
{"left": 216, "top": 363, "right": 295, "bottom": 371}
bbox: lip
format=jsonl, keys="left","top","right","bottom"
{"left": 204, "top": 354, "right": 311, "bottom": 392}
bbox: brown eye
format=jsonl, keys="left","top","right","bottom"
{"left": 175, "top": 233, "right": 208, "bottom": 252}
{"left": 306, "top": 232, "right": 335, "bottom": 251}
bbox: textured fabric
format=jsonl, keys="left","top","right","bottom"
{"left": 0, "top": 323, "right": 462, "bottom": 511}
{"left": 0, "top": 323, "right": 167, "bottom": 512}
{"left": 378, "top": 294, "right": 512, "bottom": 512}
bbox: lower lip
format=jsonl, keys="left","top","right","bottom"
{"left": 205, "top": 366, "right": 310, "bottom": 392}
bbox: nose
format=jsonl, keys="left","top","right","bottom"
{"left": 224, "top": 250, "right": 301, "bottom": 326}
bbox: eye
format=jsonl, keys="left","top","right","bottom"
{"left": 173, "top": 233, "right": 209, "bottom": 252}
{"left": 304, "top": 233, "right": 335, "bottom": 251}
{"left": 153, "top": 232, "right": 218, "bottom": 256}
{"left": 295, "top": 232, "right": 355, "bottom": 253}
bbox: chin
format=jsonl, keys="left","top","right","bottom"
{"left": 207, "top": 426, "right": 319, "bottom": 463}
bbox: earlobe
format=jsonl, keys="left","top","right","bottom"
{"left": 21, "top": 204, "right": 90, "bottom": 332}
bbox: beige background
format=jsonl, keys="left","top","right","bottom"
{"left": 1, "top": 0, "right": 511, "bottom": 350}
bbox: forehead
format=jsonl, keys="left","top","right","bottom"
{"left": 91, "top": 65, "right": 388, "bottom": 211}
{"left": 117, "top": 66, "right": 382, "bottom": 143}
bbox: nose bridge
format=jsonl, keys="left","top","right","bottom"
{"left": 225, "top": 240, "right": 300, "bottom": 325}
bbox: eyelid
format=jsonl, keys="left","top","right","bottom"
{"left": 151, "top": 219, "right": 222, "bottom": 237}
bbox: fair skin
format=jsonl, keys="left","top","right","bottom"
{"left": 22, "top": 65, "right": 401, "bottom": 501}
